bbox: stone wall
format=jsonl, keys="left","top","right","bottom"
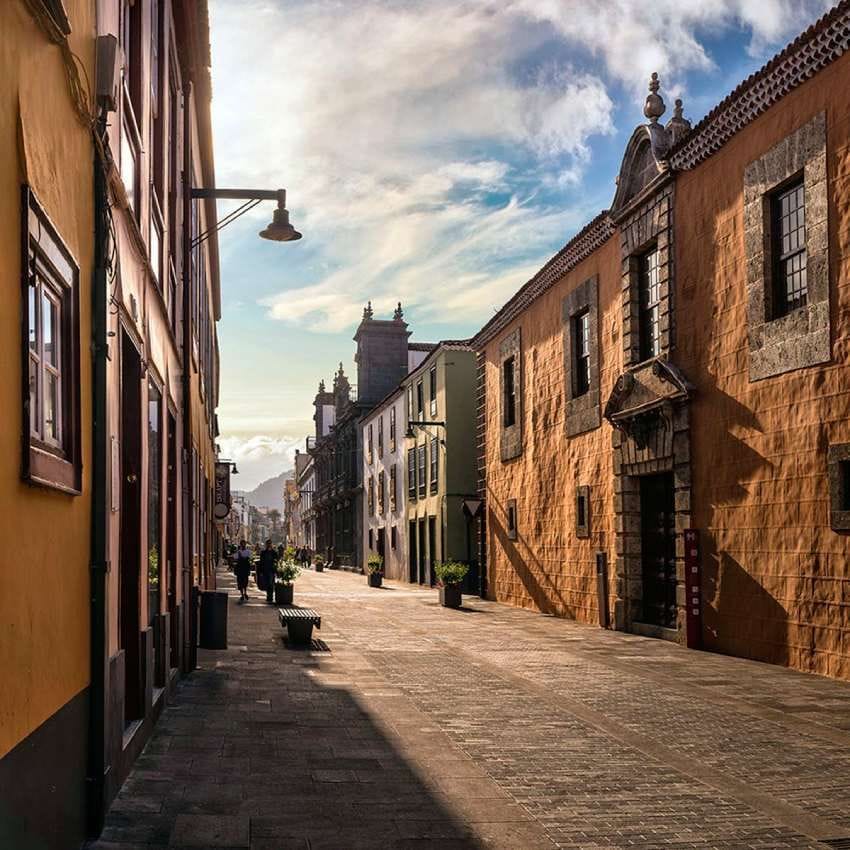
{"left": 482, "top": 237, "right": 622, "bottom": 622}
{"left": 675, "top": 53, "right": 850, "bottom": 679}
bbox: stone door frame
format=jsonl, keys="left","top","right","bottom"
{"left": 612, "top": 401, "right": 692, "bottom": 643}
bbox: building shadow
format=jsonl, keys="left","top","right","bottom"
{"left": 702, "top": 548, "right": 790, "bottom": 667}
{"left": 88, "top": 598, "right": 490, "bottom": 850}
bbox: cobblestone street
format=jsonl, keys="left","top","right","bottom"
{"left": 89, "top": 567, "right": 850, "bottom": 850}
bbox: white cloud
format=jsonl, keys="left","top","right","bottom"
{"left": 217, "top": 434, "right": 304, "bottom": 490}
{"left": 509, "top": 0, "right": 831, "bottom": 92}
{"left": 210, "top": 0, "right": 615, "bottom": 332}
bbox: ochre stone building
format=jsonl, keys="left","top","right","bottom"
{"left": 474, "top": 5, "right": 850, "bottom": 681}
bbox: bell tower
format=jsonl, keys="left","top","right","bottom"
{"left": 353, "top": 301, "right": 411, "bottom": 406}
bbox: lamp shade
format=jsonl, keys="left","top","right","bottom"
{"left": 259, "top": 204, "right": 302, "bottom": 242}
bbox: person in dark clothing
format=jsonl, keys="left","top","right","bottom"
{"left": 258, "top": 539, "right": 279, "bottom": 604}
{"left": 235, "top": 540, "right": 252, "bottom": 602}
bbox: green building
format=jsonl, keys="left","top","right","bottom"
{"left": 403, "top": 341, "right": 479, "bottom": 590}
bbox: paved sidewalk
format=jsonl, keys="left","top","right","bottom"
{"left": 89, "top": 567, "right": 850, "bottom": 850}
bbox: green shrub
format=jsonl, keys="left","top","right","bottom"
{"left": 276, "top": 561, "right": 300, "bottom": 584}
{"left": 366, "top": 553, "right": 384, "bottom": 575}
{"left": 434, "top": 561, "right": 468, "bottom": 587}
{"left": 284, "top": 545, "right": 297, "bottom": 562}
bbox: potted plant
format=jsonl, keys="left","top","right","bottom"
{"left": 366, "top": 554, "right": 384, "bottom": 588}
{"left": 314, "top": 555, "right": 325, "bottom": 573}
{"left": 435, "top": 561, "right": 469, "bottom": 609}
{"left": 274, "top": 560, "right": 300, "bottom": 605}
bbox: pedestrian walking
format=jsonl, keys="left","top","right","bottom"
{"left": 258, "top": 539, "right": 279, "bottom": 604}
{"left": 235, "top": 540, "right": 252, "bottom": 602}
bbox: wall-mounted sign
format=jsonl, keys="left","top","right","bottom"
{"left": 214, "top": 462, "right": 232, "bottom": 521}
{"left": 684, "top": 528, "right": 701, "bottom": 649}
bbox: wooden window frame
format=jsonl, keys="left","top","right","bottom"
{"left": 389, "top": 406, "right": 396, "bottom": 452}
{"left": 389, "top": 464, "right": 397, "bottom": 511}
{"left": 21, "top": 186, "right": 82, "bottom": 494}
{"left": 378, "top": 416, "right": 383, "bottom": 458}
{"left": 429, "top": 437, "right": 438, "bottom": 494}
{"left": 637, "top": 245, "right": 661, "bottom": 361}
{"left": 506, "top": 498, "right": 517, "bottom": 540}
{"left": 407, "top": 447, "right": 416, "bottom": 500}
{"left": 573, "top": 310, "right": 590, "bottom": 397}
{"left": 416, "top": 379, "right": 424, "bottom": 419}
{"left": 502, "top": 356, "right": 516, "bottom": 427}
{"left": 770, "top": 178, "right": 808, "bottom": 318}
{"left": 576, "top": 485, "right": 590, "bottom": 538}
{"left": 417, "top": 444, "right": 426, "bottom": 499}
{"left": 429, "top": 364, "right": 437, "bottom": 417}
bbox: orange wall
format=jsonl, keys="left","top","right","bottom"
{"left": 676, "top": 53, "right": 850, "bottom": 679}
{"left": 0, "top": 0, "right": 94, "bottom": 756}
{"left": 482, "top": 237, "right": 621, "bottom": 623}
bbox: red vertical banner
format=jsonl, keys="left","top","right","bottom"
{"left": 684, "top": 529, "right": 701, "bottom": 649}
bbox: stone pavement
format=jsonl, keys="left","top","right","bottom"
{"left": 87, "top": 566, "right": 850, "bottom": 850}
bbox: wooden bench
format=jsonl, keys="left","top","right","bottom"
{"left": 278, "top": 606, "right": 321, "bottom": 645}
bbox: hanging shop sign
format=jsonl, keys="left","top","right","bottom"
{"left": 213, "top": 462, "right": 232, "bottom": 521}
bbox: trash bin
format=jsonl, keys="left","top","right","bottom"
{"left": 199, "top": 590, "right": 228, "bottom": 649}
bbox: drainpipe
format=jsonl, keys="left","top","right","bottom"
{"left": 86, "top": 111, "right": 109, "bottom": 839}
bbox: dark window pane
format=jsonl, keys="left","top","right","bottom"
{"left": 574, "top": 310, "right": 590, "bottom": 396}
{"left": 772, "top": 180, "right": 807, "bottom": 317}
{"left": 638, "top": 248, "right": 660, "bottom": 360}
{"left": 503, "top": 356, "right": 516, "bottom": 427}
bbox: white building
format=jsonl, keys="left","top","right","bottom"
{"left": 361, "top": 388, "right": 408, "bottom": 580}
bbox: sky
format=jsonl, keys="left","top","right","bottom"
{"left": 209, "top": 0, "right": 832, "bottom": 490}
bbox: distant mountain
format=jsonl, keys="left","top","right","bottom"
{"left": 236, "top": 469, "right": 293, "bottom": 512}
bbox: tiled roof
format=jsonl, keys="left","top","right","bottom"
{"left": 471, "top": 212, "right": 614, "bottom": 349}
{"left": 669, "top": 1, "right": 850, "bottom": 170}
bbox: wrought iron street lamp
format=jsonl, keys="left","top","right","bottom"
{"left": 190, "top": 187, "right": 302, "bottom": 247}
{"left": 406, "top": 420, "right": 446, "bottom": 440}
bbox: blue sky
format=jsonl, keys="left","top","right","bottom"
{"left": 209, "top": 0, "right": 832, "bottom": 489}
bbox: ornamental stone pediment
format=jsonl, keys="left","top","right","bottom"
{"left": 604, "top": 358, "right": 693, "bottom": 426}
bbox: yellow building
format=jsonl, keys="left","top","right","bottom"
{"left": 0, "top": 2, "right": 222, "bottom": 846}
{"left": 0, "top": 2, "right": 95, "bottom": 847}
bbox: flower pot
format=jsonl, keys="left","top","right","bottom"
{"left": 315, "top": 563, "right": 324, "bottom": 573}
{"left": 274, "top": 582, "right": 294, "bottom": 605}
{"left": 439, "top": 585, "right": 462, "bottom": 609}
{"left": 368, "top": 572, "right": 383, "bottom": 588}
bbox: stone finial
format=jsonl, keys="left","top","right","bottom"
{"left": 393, "top": 301, "right": 404, "bottom": 321}
{"left": 318, "top": 379, "right": 326, "bottom": 393}
{"left": 363, "top": 301, "right": 373, "bottom": 320}
{"left": 336, "top": 361, "right": 345, "bottom": 378}
{"left": 665, "top": 97, "right": 692, "bottom": 144}
{"left": 644, "top": 72, "right": 665, "bottom": 123}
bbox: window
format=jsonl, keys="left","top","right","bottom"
{"left": 390, "top": 464, "right": 397, "bottom": 511}
{"left": 828, "top": 444, "right": 850, "bottom": 531}
{"left": 391, "top": 526, "right": 397, "bottom": 550}
{"left": 507, "top": 499, "right": 517, "bottom": 540}
{"left": 417, "top": 445, "right": 426, "bottom": 498}
{"left": 772, "top": 180, "right": 807, "bottom": 317}
{"left": 148, "top": 379, "right": 162, "bottom": 620}
{"left": 368, "top": 529, "right": 373, "bottom": 549}
{"left": 407, "top": 384, "right": 414, "bottom": 423}
{"left": 122, "top": 0, "right": 143, "bottom": 117}
{"left": 416, "top": 379, "right": 424, "bottom": 419}
{"left": 22, "top": 187, "right": 81, "bottom": 493}
{"left": 389, "top": 406, "right": 396, "bottom": 452}
{"left": 150, "top": 198, "right": 164, "bottom": 290}
{"left": 407, "top": 448, "right": 416, "bottom": 499}
{"left": 429, "top": 364, "right": 437, "bottom": 417}
{"left": 120, "top": 112, "right": 140, "bottom": 215}
{"left": 368, "top": 423, "right": 373, "bottom": 463}
{"left": 378, "top": 415, "right": 383, "bottom": 458}
{"left": 574, "top": 310, "right": 590, "bottom": 397}
{"left": 503, "top": 356, "right": 516, "bottom": 427}
{"left": 576, "top": 485, "right": 590, "bottom": 538}
{"left": 378, "top": 471, "right": 385, "bottom": 514}
{"left": 429, "top": 438, "right": 438, "bottom": 493}
{"left": 368, "top": 475, "right": 374, "bottom": 514}
{"left": 638, "top": 247, "right": 661, "bottom": 360}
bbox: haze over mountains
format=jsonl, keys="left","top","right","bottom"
{"left": 234, "top": 469, "right": 293, "bottom": 512}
